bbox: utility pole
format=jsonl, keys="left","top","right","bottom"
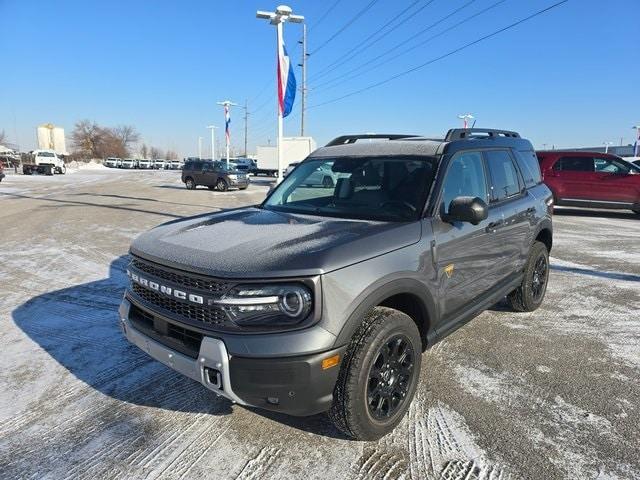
{"left": 207, "top": 125, "right": 218, "bottom": 160}
{"left": 256, "top": 5, "right": 304, "bottom": 182}
{"left": 198, "top": 136, "right": 203, "bottom": 159}
{"left": 217, "top": 100, "right": 238, "bottom": 167}
{"left": 457, "top": 113, "right": 474, "bottom": 129}
{"left": 243, "top": 100, "right": 249, "bottom": 157}
{"left": 298, "top": 23, "right": 308, "bottom": 136}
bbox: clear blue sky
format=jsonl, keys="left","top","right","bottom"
{"left": 1, "top": 0, "right": 638, "bottom": 157}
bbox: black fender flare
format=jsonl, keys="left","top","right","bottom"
{"left": 334, "top": 277, "right": 437, "bottom": 350}
{"left": 533, "top": 218, "right": 553, "bottom": 252}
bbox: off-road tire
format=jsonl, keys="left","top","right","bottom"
{"left": 507, "top": 240, "right": 549, "bottom": 312}
{"left": 328, "top": 306, "right": 422, "bottom": 441}
{"left": 239, "top": 186, "right": 248, "bottom": 190}
{"left": 185, "top": 177, "right": 196, "bottom": 190}
{"left": 216, "top": 179, "right": 228, "bottom": 192}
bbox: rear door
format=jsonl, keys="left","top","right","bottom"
{"left": 484, "top": 149, "right": 533, "bottom": 275}
{"left": 550, "top": 155, "right": 595, "bottom": 201}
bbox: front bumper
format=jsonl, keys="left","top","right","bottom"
{"left": 119, "top": 297, "right": 345, "bottom": 416}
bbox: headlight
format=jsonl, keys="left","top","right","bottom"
{"left": 214, "top": 283, "right": 312, "bottom": 327}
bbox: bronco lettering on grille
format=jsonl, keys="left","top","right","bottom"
{"left": 127, "top": 269, "right": 204, "bottom": 305}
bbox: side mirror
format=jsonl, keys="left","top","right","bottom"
{"left": 444, "top": 196, "right": 489, "bottom": 225}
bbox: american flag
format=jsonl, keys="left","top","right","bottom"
{"left": 277, "top": 31, "right": 296, "bottom": 118}
{"left": 225, "top": 104, "right": 231, "bottom": 143}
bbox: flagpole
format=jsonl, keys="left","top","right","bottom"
{"left": 256, "top": 5, "right": 304, "bottom": 184}
{"left": 277, "top": 20, "right": 284, "bottom": 183}
{"left": 217, "top": 100, "right": 238, "bottom": 168}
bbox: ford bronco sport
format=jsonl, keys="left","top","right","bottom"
{"left": 120, "top": 128, "right": 553, "bottom": 440}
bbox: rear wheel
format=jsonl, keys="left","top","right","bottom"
{"left": 507, "top": 241, "right": 549, "bottom": 312}
{"left": 216, "top": 179, "right": 228, "bottom": 192}
{"left": 329, "top": 307, "right": 422, "bottom": 441}
{"left": 185, "top": 177, "right": 196, "bottom": 190}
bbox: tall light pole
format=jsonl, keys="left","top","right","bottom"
{"left": 603, "top": 141, "right": 613, "bottom": 154}
{"left": 633, "top": 125, "right": 640, "bottom": 157}
{"left": 458, "top": 113, "right": 474, "bottom": 129}
{"left": 256, "top": 5, "right": 304, "bottom": 182}
{"left": 217, "top": 100, "right": 237, "bottom": 167}
{"left": 298, "top": 23, "right": 308, "bottom": 136}
{"left": 198, "top": 136, "right": 203, "bottom": 160}
{"left": 207, "top": 125, "right": 218, "bottom": 160}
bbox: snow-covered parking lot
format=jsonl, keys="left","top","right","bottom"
{"left": 0, "top": 169, "right": 638, "bottom": 480}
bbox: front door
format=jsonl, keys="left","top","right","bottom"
{"left": 432, "top": 150, "right": 504, "bottom": 330}
{"left": 592, "top": 157, "right": 639, "bottom": 204}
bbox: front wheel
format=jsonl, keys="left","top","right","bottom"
{"left": 329, "top": 306, "right": 422, "bottom": 441}
{"left": 185, "top": 177, "right": 196, "bottom": 190}
{"left": 507, "top": 240, "right": 549, "bottom": 312}
{"left": 216, "top": 179, "right": 228, "bottom": 192}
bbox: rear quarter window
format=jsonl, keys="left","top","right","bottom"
{"left": 515, "top": 150, "right": 542, "bottom": 187}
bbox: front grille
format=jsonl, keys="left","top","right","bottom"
{"left": 130, "top": 257, "right": 232, "bottom": 294}
{"left": 131, "top": 283, "right": 230, "bottom": 328}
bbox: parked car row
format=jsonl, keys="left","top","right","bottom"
{"left": 104, "top": 158, "right": 183, "bottom": 170}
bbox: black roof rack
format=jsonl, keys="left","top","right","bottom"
{"left": 325, "top": 134, "right": 420, "bottom": 147}
{"left": 445, "top": 128, "right": 520, "bottom": 141}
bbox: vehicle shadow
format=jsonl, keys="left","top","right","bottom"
{"left": 553, "top": 207, "right": 638, "bottom": 220}
{"left": 12, "top": 255, "right": 231, "bottom": 416}
{"left": 11, "top": 255, "right": 347, "bottom": 439}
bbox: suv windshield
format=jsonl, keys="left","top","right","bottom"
{"left": 263, "top": 156, "right": 437, "bottom": 221}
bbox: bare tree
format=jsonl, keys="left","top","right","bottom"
{"left": 0, "top": 130, "right": 7, "bottom": 145}
{"left": 70, "top": 120, "right": 107, "bottom": 159}
{"left": 165, "top": 150, "right": 178, "bottom": 160}
{"left": 140, "top": 143, "right": 149, "bottom": 159}
{"left": 149, "top": 147, "right": 164, "bottom": 159}
{"left": 113, "top": 125, "right": 140, "bottom": 155}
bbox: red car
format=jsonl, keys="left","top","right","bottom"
{"left": 536, "top": 151, "right": 640, "bottom": 215}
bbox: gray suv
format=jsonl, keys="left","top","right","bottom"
{"left": 182, "top": 159, "right": 249, "bottom": 191}
{"left": 120, "top": 129, "right": 553, "bottom": 440}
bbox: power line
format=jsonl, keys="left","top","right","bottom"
{"left": 310, "top": 0, "right": 382, "bottom": 55}
{"left": 311, "top": 0, "right": 478, "bottom": 89}
{"left": 311, "top": 0, "right": 436, "bottom": 82}
{"left": 308, "top": 0, "right": 569, "bottom": 109}
{"left": 314, "top": 0, "right": 508, "bottom": 92}
{"left": 308, "top": 0, "right": 343, "bottom": 33}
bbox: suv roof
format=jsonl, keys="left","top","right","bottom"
{"left": 313, "top": 129, "right": 533, "bottom": 160}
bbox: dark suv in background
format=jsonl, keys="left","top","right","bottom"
{"left": 121, "top": 128, "right": 552, "bottom": 440}
{"left": 181, "top": 160, "right": 249, "bottom": 191}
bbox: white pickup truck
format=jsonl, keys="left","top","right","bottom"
{"left": 23, "top": 150, "right": 66, "bottom": 175}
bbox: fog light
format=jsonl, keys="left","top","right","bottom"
{"left": 322, "top": 354, "right": 340, "bottom": 370}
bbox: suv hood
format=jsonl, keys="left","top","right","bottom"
{"left": 130, "top": 207, "right": 422, "bottom": 278}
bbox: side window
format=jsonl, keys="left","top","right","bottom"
{"left": 554, "top": 156, "right": 594, "bottom": 172}
{"left": 514, "top": 150, "right": 542, "bottom": 187}
{"left": 440, "top": 151, "right": 488, "bottom": 215}
{"left": 485, "top": 150, "right": 522, "bottom": 202}
{"left": 594, "top": 158, "right": 630, "bottom": 174}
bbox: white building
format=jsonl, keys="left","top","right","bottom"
{"left": 37, "top": 124, "right": 68, "bottom": 156}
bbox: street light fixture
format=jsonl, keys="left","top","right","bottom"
{"left": 198, "top": 136, "right": 203, "bottom": 160}
{"left": 603, "top": 141, "right": 613, "bottom": 154}
{"left": 207, "top": 125, "right": 218, "bottom": 160}
{"left": 457, "top": 113, "right": 474, "bottom": 129}
{"left": 256, "top": 4, "right": 304, "bottom": 183}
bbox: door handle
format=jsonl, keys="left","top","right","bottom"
{"left": 485, "top": 220, "right": 503, "bottom": 233}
